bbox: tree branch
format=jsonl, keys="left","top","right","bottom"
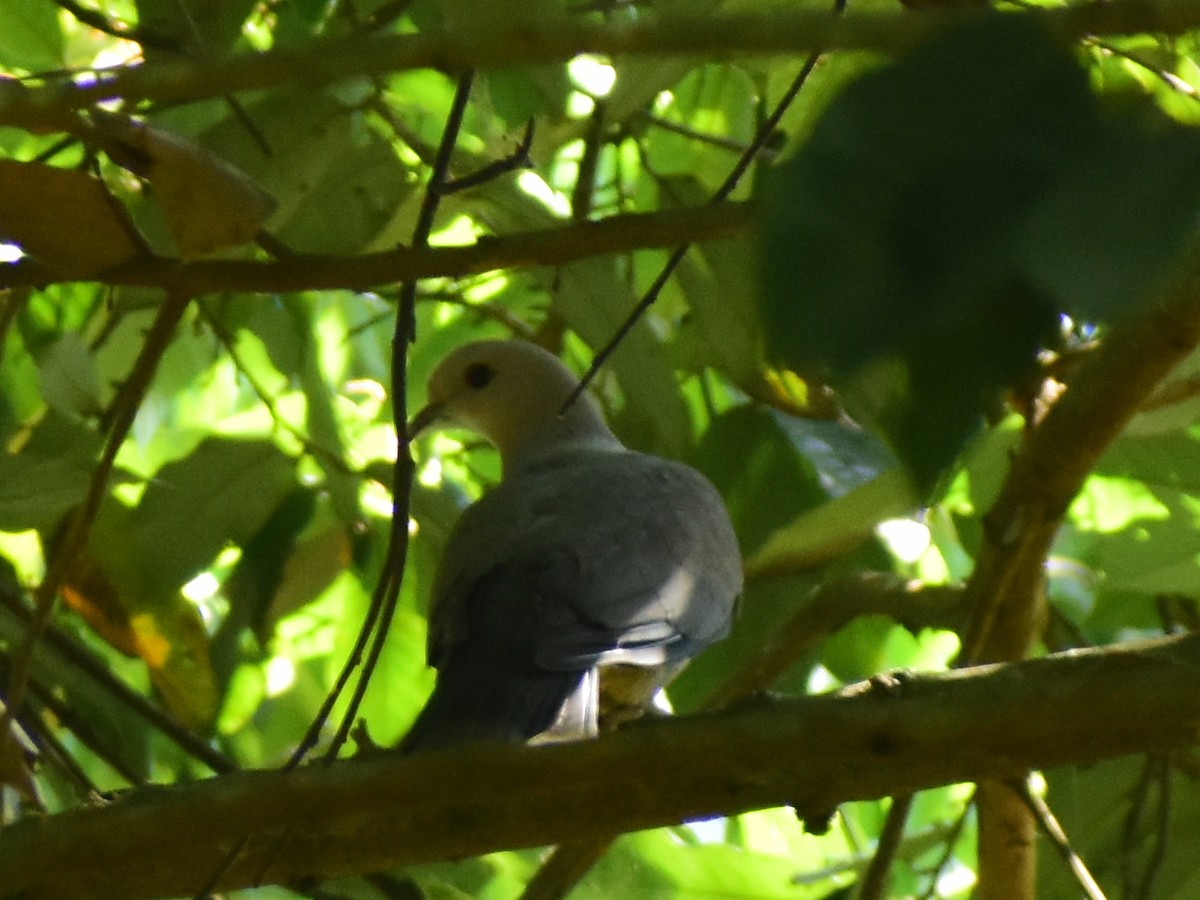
{"left": 1, "top": 2, "right": 1197, "bottom": 124}
{"left": 962, "top": 251, "right": 1200, "bottom": 663}
{"left": 0, "top": 202, "right": 750, "bottom": 293}
{"left": 2, "top": 633, "right": 1198, "bottom": 900}
{"left": 958, "top": 245, "right": 1200, "bottom": 900}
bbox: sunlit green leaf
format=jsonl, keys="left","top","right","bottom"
{"left": 0, "top": 0, "right": 62, "bottom": 71}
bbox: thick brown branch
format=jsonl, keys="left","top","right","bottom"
{"left": 959, "top": 250, "right": 1200, "bottom": 900}
{"left": 0, "top": 203, "right": 750, "bottom": 293}
{"left": 1, "top": 633, "right": 1198, "bottom": 900}
{"left": 1, "top": 3, "right": 1197, "bottom": 123}
{"left": 706, "top": 573, "right": 966, "bottom": 709}
{"left": 963, "top": 252, "right": 1200, "bottom": 662}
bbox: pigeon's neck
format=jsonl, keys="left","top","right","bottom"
{"left": 500, "top": 404, "right": 623, "bottom": 474}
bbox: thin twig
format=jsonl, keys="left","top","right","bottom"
{"left": 526, "top": 33, "right": 840, "bottom": 899}
{"left": 0, "top": 650, "right": 143, "bottom": 787}
{"left": 0, "top": 585, "right": 234, "bottom": 774}
{"left": 438, "top": 118, "right": 535, "bottom": 195}
{"left": 639, "top": 110, "right": 780, "bottom": 158}
{"left": 320, "top": 69, "right": 476, "bottom": 766}
{"left": 1010, "top": 778, "right": 1107, "bottom": 900}
{"left": 0, "top": 295, "right": 191, "bottom": 743}
{"left": 855, "top": 794, "right": 914, "bottom": 900}
{"left": 915, "top": 794, "right": 974, "bottom": 900}
{"left": 562, "top": 31, "right": 834, "bottom": 411}
{"left": 14, "top": 700, "right": 99, "bottom": 800}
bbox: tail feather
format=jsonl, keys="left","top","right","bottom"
{"left": 398, "top": 656, "right": 585, "bottom": 754}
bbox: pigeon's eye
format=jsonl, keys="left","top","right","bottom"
{"left": 464, "top": 362, "right": 496, "bottom": 390}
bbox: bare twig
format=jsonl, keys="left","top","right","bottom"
{"left": 563, "top": 30, "right": 832, "bottom": 409}
{"left": 0, "top": 295, "right": 191, "bottom": 742}
{"left": 439, "top": 118, "right": 535, "bottom": 195}
{"left": 1011, "top": 778, "right": 1106, "bottom": 900}
{"left": 317, "top": 70, "right": 476, "bottom": 767}
{"left": 855, "top": 794, "right": 914, "bottom": 900}
{"left": 1122, "top": 756, "right": 1172, "bottom": 900}
{"left": 527, "top": 26, "right": 850, "bottom": 897}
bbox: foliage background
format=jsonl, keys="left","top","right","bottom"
{"left": 1, "top": 0, "right": 1200, "bottom": 898}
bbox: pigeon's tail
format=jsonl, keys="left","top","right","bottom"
{"left": 398, "top": 650, "right": 586, "bottom": 754}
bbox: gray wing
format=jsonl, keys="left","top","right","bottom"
{"left": 407, "top": 448, "right": 740, "bottom": 749}
{"left": 431, "top": 449, "right": 740, "bottom": 672}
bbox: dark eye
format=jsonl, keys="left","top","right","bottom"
{"left": 464, "top": 362, "right": 495, "bottom": 390}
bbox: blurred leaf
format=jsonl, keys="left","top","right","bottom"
{"left": 0, "top": 414, "right": 100, "bottom": 533}
{"left": 0, "top": 0, "right": 62, "bottom": 72}
{"left": 674, "top": 233, "right": 765, "bottom": 389}
{"left": 1041, "top": 758, "right": 1200, "bottom": 900}
{"left": 133, "top": 438, "right": 298, "bottom": 592}
{"left": 92, "top": 112, "right": 277, "bottom": 258}
{"left": 265, "top": 523, "right": 350, "bottom": 630}
{"left": 759, "top": 15, "right": 1098, "bottom": 486}
{"left": 62, "top": 439, "right": 297, "bottom": 728}
{"left": 1019, "top": 126, "right": 1200, "bottom": 316}
{"left": 212, "top": 488, "right": 317, "bottom": 689}
{"left": 746, "top": 468, "right": 917, "bottom": 582}
{"left": 578, "top": 829, "right": 816, "bottom": 899}
{"left": 276, "top": 128, "right": 414, "bottom": 254}
{"left": 689, "top": 405, "right": 827, "bottom": 555}
{"left": 1058, "top": 429, "right": 1200, "bottom": 598}
{"left": 195, "top": 91, "right": 410, "bottom": 254}
{"left": 36, "top": 332, "right": 102, "bottom": 418}
{"left": 136, "top": 0, "right": 257, "bottom": 52}
{"left": 643, "top": 65, "right": 757, "bottom": 192}
{"left": 557, "top": 259, "right": 693, "bottom": 456}
{"left": 671, "top": 405, "right": 829, "bottom": 709}
{"left": 0, "top": 160, "right": 142, "bottom": 276}
{"left": 61, "top": 502, "right": 219, "bottom": 731}
{"left": 0, "top": 589, "right": 158, "bottom": 787}
{"left": 483, "top": 67, "right": 572, "bottom": 127}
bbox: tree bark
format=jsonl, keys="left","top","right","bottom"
{"left": 1, "top": 633, "right": 1198, "bottom": 900}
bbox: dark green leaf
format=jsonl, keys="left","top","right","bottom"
{"left": 758, "top": 15, "right": 1098, "bottom": 485}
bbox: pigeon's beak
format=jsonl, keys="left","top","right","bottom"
{"left": 407, "top": 401, "right": 444, "bottom": 440}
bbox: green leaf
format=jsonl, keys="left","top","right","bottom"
{"left": 197, "top": 91, "right": 412, "bottom": 255}
{"left": 758, "top": 15, "right": 1097, "bottom": 486}
{"left": 579, "top": 829, "right": 819, "bottom": 899}
{"left": 1019, "top": 127, "right": 1200, "bottom": 317}
{"left": 674, "top": 226, "right": 766, "bottom": 389}
{"left": 131, "top": 438, "right": 299, "bottom": 597}
{"left": 689, "top": 405, "right": 828, "bottom": 555}
{"left": 36, "top": 332, "right": 102, "bottom": 418}
{"left": 0, "top": 0, "right": 63, "bottom": 72}
{"left": 0, "top": 414, "right": 101, "bottom": 533}
{"left": 556, "top": 259, "right": 693, "bottom": 457}
{"left": 745, "top": 468, "right": 917, "bottom": 582}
